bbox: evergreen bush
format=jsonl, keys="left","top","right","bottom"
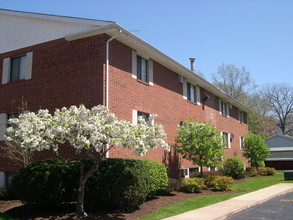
{"left": 222, "top": 157, "right": 245, "bottom": 179}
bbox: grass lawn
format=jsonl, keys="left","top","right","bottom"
{"left": 1, "top": 171, "right": 292, "bottom": 220}
{"left": 138, "top": 171, "right": 293, "bottom": 220}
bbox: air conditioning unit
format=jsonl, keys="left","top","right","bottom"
{"left": 179, "top": 75, "right": 186, "bottom": 84}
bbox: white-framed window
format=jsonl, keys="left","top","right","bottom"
{"left": 219, "top": 100, "right": 229, "bottom": 117}
{"left": 209, "top": 167, "right": 217, "bottom": 172}
{"left": 2, "top": 52, "right": 33, "bottom": 84}
{"left": 0, "top": 172, "right": 15, "bottom": 188}
{"left": 132, "top": 110, "right": 154, "bottom": 125}
{"left": 238, "top": 110, "right": 244, "bottom": 123}
{"left": 183, "top": 81, "right": 200, "bottom": 105}
{"left": 240, "top": 136, "right": 244, "bottom": 149}
{"left": 181, "top": 167, "right": 200, "bottom": 178}
{"left": 222, "top": 132, "right": 231, "bottom": 148}
{"left": 132, "top": 51, "right": 153, "bottom": 85}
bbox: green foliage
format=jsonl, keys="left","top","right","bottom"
{"left": 257, "top": 167, "right": 276, "bottom": 176}
{"left": 222, "top": 157, "right": 245, "bottom": 179}
{"left": 176, "top": 121, "right": 224, "bottom": 176}
{"left": 251, "top": 161, "right": 265, "bottom": 168}
{"left": 213, "top": 176, "right": 234, "bottom": 191}
{"left": 204, "top": 175, "right": 219, "bottom": 188}
{"left": 181, "top": 178, "right": 205, "bottom": 193}
{"left": 139, "top": 159, "right": 168, "bottom": 196}
{"left": 11, "top": 159, "right": 79, "bottom": 206}
{"left": 11, "top": 158, "right": 163, "bottom": 212}
{"left": 167, "top": 179, "right": 182, "bottom": 192}
{"left": 84, "top": 159, "right": 150, "bottom": 212}
{"left": 246, "top": 167, "right": 258, "bottom": 177}
{"left": 0, "top": 187, "right": 17, "bottom": 200}
{"left": 243, "top": 134, "right": 270, "bottom": 168}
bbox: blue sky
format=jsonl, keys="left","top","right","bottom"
{"left": 1, "top": 0, "right": 292, "bottom": 87}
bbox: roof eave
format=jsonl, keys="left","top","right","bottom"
{"left": 65, "top": 23, "right": 252, "bottom": 113}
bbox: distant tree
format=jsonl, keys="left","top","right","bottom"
{"left": 262, "top": 83, "right": 293, "bottom": 135}
{"left": 212, "top": 63, "right": 256, "bottom": 102}
{"left": 242, "top": 134, "right": 270, "bottom": 170}
{"left": 176, "top": 121, "right": 224, "bottom": 177}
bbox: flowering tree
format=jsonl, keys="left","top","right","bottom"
{"left": 176, "top": 121, "right": 224, "bottom": 177}
{"left": 6, "top": 105, "right": 169, "bottom": 217}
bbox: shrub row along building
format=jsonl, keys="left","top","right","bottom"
{"left": 0, "top": 9, "right": 250, "bottom": 187}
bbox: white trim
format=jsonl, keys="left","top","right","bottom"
{"left": 228, "top": 133, "right": 231, "bottom": 148}
{"left": 25, "top": 52, "right": 33, "bottom": 80}
{"left": 183, "top": 81, "right": 187, "bottom": 100}
{"left": 148, "top": 59, "right": 154, "bottom": 86}
{"left": 0, "top": 9, "right": 113, "bottom": 26}
{"left": 266, "top": 158, "right": 293, "bottom": 161}
{"left": 269, "top": 147, "right": 293, "bottom": 152}
{"left": 132, "top": 50, "right": 137, "bottom": 79}
{"left": 240, "top": 136, "right": 244, "bottom": 149}
{"left": 132, "top": 110, "right": 137, "bottom": 125}
{"left": 2, "top": 58, "right": 10, "bottom": 84}
{"left": 0, "top": 113, "right": 7, "bottom": 141}
{"left": 196, "top": 85, "right": 201, "bottom": 105}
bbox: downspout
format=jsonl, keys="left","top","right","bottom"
{"left": 105, "top": 30, "right": 122, "bottom": 158}
{"left": 106, "top": 30, "right": 122, "bottom": 109}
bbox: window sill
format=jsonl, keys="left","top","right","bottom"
{"left": 187, "top": 100, "right": 200, "bottom": 106}
{"left": 137, "top": 79, "right": 150, "bottom": 86}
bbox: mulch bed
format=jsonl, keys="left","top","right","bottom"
{"left": 0, "top": 178, "right": 248, "bottom": 220}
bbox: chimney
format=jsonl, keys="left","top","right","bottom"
{"left": 189, "top": 57, "right": 196, "bottom": 71}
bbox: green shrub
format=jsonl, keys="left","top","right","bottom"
{"left": 213, "top": 176, "right": 234, "bottom": 191}
{"left": 11, "top": 158, "right": 151, "bottom": 212}
{"left": 181, "top": 178, "right": 205, "bottom": 193}
{"left": 139, "top": 159, "right": 168, "bottom": 196}
{"left": 204, "top": 175, "right": 219, "bottom": 188}
{"left": 167, "top": 178, "right": 181, "bottom": 192}
{"left": 85, "top": 158, "right": 150, "bottom": 212}
{"left": 251, "top": 161, "right": 265, "bottom": 168}
{"left": 246, "top": 167, "right": 258, "bottom": 177}
{"left": 0, "top": 187, "right": 17, "bottom": 200}
{"left": 222, "top": 157, "right": 245, "bottom": 179}
{"left": 11, "top": 159, "right": 79, "bottom": 206}
{"left": 258, "top": 167, "right": 276, "bottom": 176}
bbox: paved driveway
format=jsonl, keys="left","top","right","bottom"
{"left": 228, "top": 191, "right": 293, "bottom": 220}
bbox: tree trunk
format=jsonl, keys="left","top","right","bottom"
{"left": 76, "top": 158, "right": 102, "bottom": 217}
{"left": 200, "top": 165, "right": 203, "bottom": 177}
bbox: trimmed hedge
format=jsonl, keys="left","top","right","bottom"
{"left": 11, "top": 158, "right": 168, "bottom": 212}
{"left": 139, "top": 159, "right": 168, "bottom": 195}
{"left": 181, "top": 178, "right": 205, "bottom": 193}
{"left": 85, "top": 158, "right": 150, "bottom": 212}
{"left": 11, "top": 159, "right": 79, "bottom": 206}
{"left": 222, "top": 157, "right": 245, "bottom": 179}
{"left": 213, "top": 176, "right": 234, "bottom": 191}
{"left": 257, "top": 167, "right": 276, "bottom": 176}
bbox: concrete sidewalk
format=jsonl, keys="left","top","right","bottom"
{"left": 163, "top": 183, "right": 293, "bottom": 220}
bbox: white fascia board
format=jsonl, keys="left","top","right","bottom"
{"left": 0, "top": 9, "right": 114, "bottom": 26}
{"left": 64, "top": 24, "right": 119, "bottom": 41}
{"left": 266, "top": 158, "right": 293, "bottom": 161}
{"left": 269, "top": 147, "right": 293, "bottom": 152}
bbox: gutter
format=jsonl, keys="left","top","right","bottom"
{"left": 64, "top": 23, "right": 252, "bottom": 113}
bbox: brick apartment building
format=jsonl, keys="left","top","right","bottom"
{"left": 0, "top": 9, "right": 250, "bottom": 186}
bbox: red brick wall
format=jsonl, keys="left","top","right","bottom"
{"left": 0, "top": 35, "right": 108, "bottom": 171}
{"left": 107, "top": 39, "right": 249, "bottom": 170}
{"left": 0, "top": 34, "right": 249, "bottom": 173}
